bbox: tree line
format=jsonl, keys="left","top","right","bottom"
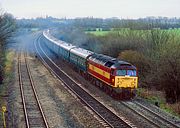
{"left": 18, "top": 16, "right": 180, "bottom": 30}
{"left": 0, "top": 13, "right": 16, "bottom": 46}
{"left": 71, "top": 17, "right": 180, "bottom": 30}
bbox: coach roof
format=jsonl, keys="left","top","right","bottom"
{"left": 70, "top": 47, "right": 94, "bottom": 59}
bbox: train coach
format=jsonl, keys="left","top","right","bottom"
{"left": 70, "top": 47, "right": 93, "bottom": 72}
{"left": 43, "top": 30, "right": 75, "bottom": 60}
{"left": 42, "top": 30, "right": 138, "bottom": 99}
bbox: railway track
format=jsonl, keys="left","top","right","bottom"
{"left": 34, "top": 34, "right": 136, "bottom": 128}
{"left": 121, "top": 100, "right": 180, "bottom": 128}
{"left": 18, "top": 52, "right": 49, "bottom": 128}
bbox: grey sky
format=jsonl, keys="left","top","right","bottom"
{"left": 0, "top": 0, "right": 180, "bottom": 19}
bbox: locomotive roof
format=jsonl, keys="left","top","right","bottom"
{"left": 111, "top": 61, "right": 136, "bottom": 69}
{"left": 89, "top": 53, "right": 136, "bottom": 69}
{"left": 70, "top": 47, "right": 94, "bottom": 59}
{"left": 89, "top": 54, "right": 114, "bottom": 65}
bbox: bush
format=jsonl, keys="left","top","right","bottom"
{"left": 0, "top": 13, "right": 16, "bottom": 44}
{"left": 167, "top": 102, "right": 180, "bottom": 116}
{"left": 158, "top": 40, "right": 180, "bottom": 103}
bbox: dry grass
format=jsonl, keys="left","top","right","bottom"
{"left": 166, "top": 102, "right": 180, "bottom": 117}
{"left": 137, "top": 88, "right": 165, "bottom": 101}
{"left": 0, "top": 50, "right": 15, "bottom": 104}
{"left": 0, "top": 50, "right": 15, "bottom": 127}
{"left": 4, "top": 51, "right": 15, "bottom": 75}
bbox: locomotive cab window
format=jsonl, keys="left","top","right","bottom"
{"left": 116, "top": 69, "right": 137, "bottom": 76}
{"left": 116, "top": 70, "right": 126, "bottom": 76}
{"left": 127, "top": 70, "right": 136, "bottom": 76}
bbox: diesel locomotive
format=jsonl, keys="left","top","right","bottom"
{"left": 42, "top": 30, "right": 138, "bottom": 99}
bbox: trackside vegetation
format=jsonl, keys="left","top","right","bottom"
{"left": 0, "top": 10, "right": 16, "bottom": 124}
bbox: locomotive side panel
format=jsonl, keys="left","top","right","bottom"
{"left": 88, "top": 60, "right": 112, "bottom": 85}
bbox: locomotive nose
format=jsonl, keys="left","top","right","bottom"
{"left": 114, "top": 76, "right": 138, "bottom": 88}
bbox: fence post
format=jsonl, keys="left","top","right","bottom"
{"left": 2, "top": 106, "right": 6, "bottom": 128}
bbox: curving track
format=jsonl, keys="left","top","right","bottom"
{"left": 18, "top": 52, "right": 49, "bottom": 128}
{"left": 34, "top": 34, "right": 136, "bottom": 128}
{"left": 121, "top": 100, "right": 180, "bottom": 128}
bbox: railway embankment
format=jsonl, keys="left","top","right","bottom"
{"left": 0, "top": 50, "right": 15, "bottom": 127}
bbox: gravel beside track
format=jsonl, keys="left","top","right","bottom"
{"left": 18, "top": 52, "right": 49, "bottom": 128}
{"left": 8, "top": 52, "right": 26, "bottom": 128}
{"left": 29, "top": 54, "right": 105, "bottom": 128}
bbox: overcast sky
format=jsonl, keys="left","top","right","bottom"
{"left": 0, "top": 0, "right": 180, "bottom": 19}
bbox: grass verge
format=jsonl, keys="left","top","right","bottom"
{"left": 0, "top": 50, "right": 15, "bottom": 126}
{"left": 85, "top": 31, "right": 110, "bottom": 36}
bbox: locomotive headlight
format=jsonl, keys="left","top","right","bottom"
{"left": 131, "top": 81, "right": 135, "bottom": 85}
{"left": 112, "top": 79, "right": 114, "bottom": 82}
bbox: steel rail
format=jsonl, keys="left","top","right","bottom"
{"left": 121, "top": 101, "right": 160, "bottom": 127}
{"left": 134, "top": 101, "right": 180, "bottom": 128}
{"left": 24, "top": 52, "right": 49, "bottom": 128}
{"left": 18, "top": 51, "right": 49, "bottom": 128}
{"left": 18, "top": 53, "right": 30, "bottom": 128}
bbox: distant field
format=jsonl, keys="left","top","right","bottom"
{"left": 86, "top": 28, "right": 180, "bottom": 36}
{"left": 85, "top": 31, "right": 111, "bottom": 36}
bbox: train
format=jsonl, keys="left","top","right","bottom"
{"left": 42, "top": 30, "right": 138, "bottom": 99}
